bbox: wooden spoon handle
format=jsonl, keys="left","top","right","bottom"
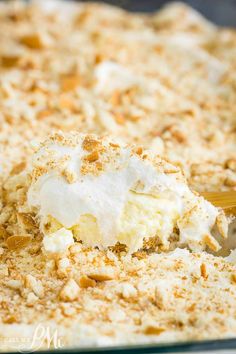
{"left": 200, "top": 191, "right": 236, "bottom": 215}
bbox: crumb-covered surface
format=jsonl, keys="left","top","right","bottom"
{"left": 0, "top": 0, "right": 236, "bottom": 351}
{"left": 0, "top": 242, "right": 236, "bottom": 350}
{"left": 0, "top": 0, "right": 235, "bottom": 191}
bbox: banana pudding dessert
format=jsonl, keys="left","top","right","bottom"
{"left": 27, "top": 133, "right": 225, "bottom": 254}
{"left": 0, "top": 132, "right": 235, "bottom": 351}
{"left": 0, "top": 0, "right": 236, "bottom": 351}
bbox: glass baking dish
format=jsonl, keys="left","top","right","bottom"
{"left": 5, "top": 338, "right": 236, "bottom": 354}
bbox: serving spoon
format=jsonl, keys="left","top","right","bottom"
{"left": 200, "top": 190, "right": 236, "bottom": 215}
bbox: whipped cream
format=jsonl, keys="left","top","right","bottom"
{"left": 32, "top": 0, "right": 80, "bottom": 19}
{"left": 43, "top": 228, "right": 74, "bottom": 254}
{"left": 27, "top": 132, "right": 226, "bottom": 253}
{"left": 94, "top": 61, "right": 138, "bottom": 95}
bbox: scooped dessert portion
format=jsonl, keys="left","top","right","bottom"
{"left": 26, "top": 132, "right": 228, "bottom": 255}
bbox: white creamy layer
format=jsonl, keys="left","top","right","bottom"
{"left": 43, "top": 228, "right": 74, "bottom": 254}
{"left": 27, "top": 134, "right": 222, "bottom": 254}
{"left": 94, "top": 61, "right": 139, "bottom": 95}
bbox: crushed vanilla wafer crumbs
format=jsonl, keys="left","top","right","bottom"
{"left": 0, "top": 0, "right": 236, "bottom": 351}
